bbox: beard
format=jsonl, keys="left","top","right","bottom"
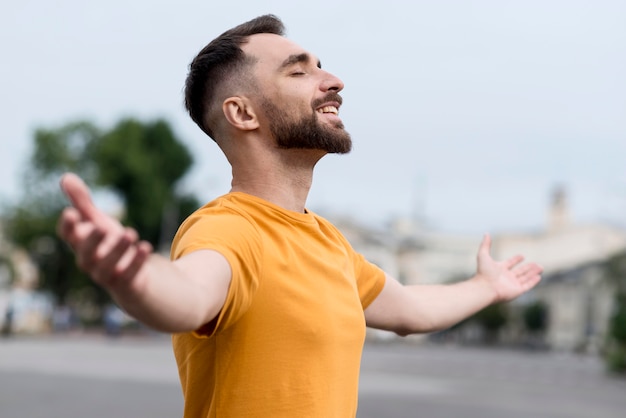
{"left": 261, "top": 95, "right": 352, "bottom": 154}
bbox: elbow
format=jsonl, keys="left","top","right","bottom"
{"left": 391, "top": 320, "right": 422, "bottom": 336}
{"left": 391, "top": 315, "right": 443, "bottom": 337}
{"left": 393, "top": 328, "right": 412, "bottom": 338}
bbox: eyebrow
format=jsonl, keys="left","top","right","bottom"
{"left": 278, "top": 53, "right": 322, "bottom": 70}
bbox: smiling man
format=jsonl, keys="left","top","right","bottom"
{"left": 57, "top": 14, "right": 543, "bottom": 418}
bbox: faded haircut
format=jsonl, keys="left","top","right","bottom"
{"left": 184, "top": 14, "right": 285, "bottom": 140}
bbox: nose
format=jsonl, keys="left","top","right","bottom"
{"left": 319, "top": 70, "right": 344, "bottom": 92}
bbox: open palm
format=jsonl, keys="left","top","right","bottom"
{"left": 476, "top": 234, "right": 543, "bottom": 303}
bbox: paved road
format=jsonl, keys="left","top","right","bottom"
{"left": 1, "top": 334, "right": 625, "bottom": 417}
{"left": 359, "top": 342, "right": 626, "bottom": 418}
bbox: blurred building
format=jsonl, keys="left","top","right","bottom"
{"left": 331, "top": 186, "right": 626, "bottom": 351}
{"left": 492, "top": 187, "right": 626, "bottom": 352}
{"left": 332, "top": 214, "right": 479, "bottom": 286}
{"left": 330, "top": 214, "right": 482, "bottom": 341}
{"left": 0, "top": 222, "right": 52, "bottom": 335}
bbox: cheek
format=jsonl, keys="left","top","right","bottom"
{"left": 286, "top": 97, "right": 315, "bottom": 118}
{"left": 274, "top": 81, "right": 314, "bottom": 105}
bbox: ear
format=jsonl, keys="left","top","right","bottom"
{"left": 222, "top": 97, "right": 259, "bottom": 131}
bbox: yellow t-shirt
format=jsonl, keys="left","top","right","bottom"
{"left": 170, "top": 192, "right": 386, "bottom": 418}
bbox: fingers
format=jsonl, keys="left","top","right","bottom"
{"left": 513, "top": 263, "right": 543, "bottom": 291}
{"left": 514, "top": 263, "right": 543, "bottom": 276}
{"left": 515, "top": 263, "right": 543, "bottom": 279}
{"left": 57, "top": 207, "right": 81, "bottom": 242}
{"left": 504, "top": 254, "right": 524, "bottom": 269}
{"left": 59, "top": 173, "right": 101, "bottom": 223}
{"left": 114, "top": 241, "right": 153, "bottom": 282}
{"left": 75, "top": 227, "right": 107, "bottom": 271}
{"left": 57, "top": 173, "right": 152, "bottom": 288}
{"left": 77, "top": 226, "right": 153, "bottom": 287}
{"left": 58, "top": 207, "right": 104, "bottom": 250}
{"left": 91, "top": 229, "right": 147, "bottom": 283}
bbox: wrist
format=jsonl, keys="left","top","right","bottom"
{"left": 471, "top": 273, "right": 500, "bottom": 305}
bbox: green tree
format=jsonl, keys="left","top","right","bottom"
{"left": 474, "top": 303, "right": 509, "bottom": 344}
{"left": 93, "top": 118, "right": 197, "bottom": 248}
{"left": 522, "top": 300, "right": 549, "bottom": 333}
{"left": 3, "top": 122, "right": 101, "bottom": 305}
{"left": 603, "top": 251, "right": 626, "bottom": 374}
{"left": 3, "top": 118, "right": 199, "bottom": 320}
{"left": 521, "top": 299, "right": 549, "bottom": 349}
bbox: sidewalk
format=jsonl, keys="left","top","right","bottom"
{"left": 1, "top": 335, "right": 625, "bottom": 418}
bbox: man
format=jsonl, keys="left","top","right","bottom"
{"left": 57, "top": 14, "right": 542, "bottom": 418}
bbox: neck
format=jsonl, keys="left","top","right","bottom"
{"left": 229, "top": 149, "right": 323, "bottom": 213}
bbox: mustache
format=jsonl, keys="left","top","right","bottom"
{"left": 312, "top": 92, "right": 343, "bottom": 109}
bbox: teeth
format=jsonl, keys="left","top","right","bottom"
{"left": 317, "top": 106, "right": 338, "bottom": 115}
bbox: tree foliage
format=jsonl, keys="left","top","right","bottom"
{"left": 475, "top": 303, "right": 509, "bottom": 332}
{"left": 603, "top": 251, "right": 626, "bottom": 373}
{"left": 4, "top": 122, "right": 101, "bottom": 305}
{"left": 610, "top": 294, "right": 626, "bottom": 344}
{"left": 2, "top": 118, "right": 199, "bottom": 316}
{"left": 94, "top": 119, "right": 196, "bottom": 246}
{"left": 522, "top": 300, "right": 549, "bottom": 333}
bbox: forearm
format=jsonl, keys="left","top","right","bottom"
{"left": 366, "top": 235, "right": 542, "bottom": 336}
{"left": 105, "top": 253, "right": 228, "bottom": 333}
{"left": 400, "top": 275, "right": 497, "bottom": 334}
{"left": 365, "top": 274, "right": 498, "bottom": 336}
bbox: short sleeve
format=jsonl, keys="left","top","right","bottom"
{"left": 171, "top": 209, "right": 263, "bottom": 337}
{"left": 352, "top": 252, "right": 386, "bottom": 309}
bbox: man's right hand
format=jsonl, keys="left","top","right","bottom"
{"left": 57, "top": 172, "right": 231, "bottom": 333}
{"left": 57, "top": 173, "right": 153, "bottom": 291}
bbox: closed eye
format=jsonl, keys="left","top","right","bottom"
{"left": 279, "top": 53, "right": 321, "bottom": 75}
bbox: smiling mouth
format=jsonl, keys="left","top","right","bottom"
{"left": 316, "top": 105, "right": 338, "bottom": 115}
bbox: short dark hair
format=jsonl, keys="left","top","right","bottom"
{"left": 184, "top": 14, "right": 285, "bottom": 140}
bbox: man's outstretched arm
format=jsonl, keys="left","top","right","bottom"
{"left": 364, "top": 234, "right": 543, "bottom": 335}
{"left": 57, "top": 173, "right": 231, "bottom": 333}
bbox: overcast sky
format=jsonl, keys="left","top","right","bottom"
{"left": 1, "top": 1, "right": 625, "bottom": 234}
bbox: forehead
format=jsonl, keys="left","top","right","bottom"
{"left": 243, "top": 33, "right": 318, "bottom": 71}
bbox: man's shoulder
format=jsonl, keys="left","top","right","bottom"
{"left": 170, "top": 194, "right": 263, "bottom": 260}
{"left": 179, "top": 194, "right": 258, "bottom": 233}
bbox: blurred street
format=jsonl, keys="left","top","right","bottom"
{"left": 1, "top": 334, "right": 625, "bottom": 418}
